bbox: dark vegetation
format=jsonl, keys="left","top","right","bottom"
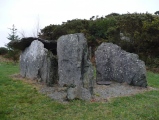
{"left": 39, "top": 12, "right": 159, "bottom": 68}
{"left": 0, "top": 47, "right": 8, "bottom": 55}
{"left": 1, "top": 12, "right": 159, "bottom": 69}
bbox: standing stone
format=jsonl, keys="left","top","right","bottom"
{"left": 20, "top": 40, "right": 57, "bottom": 86}
{"left": 57, "top": 33, "right": 94, "bottom": 100}
{"left": 95, "top": 43, "right": 147, "bottom": 87}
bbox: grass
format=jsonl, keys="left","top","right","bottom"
{"left": 0, "top": 62, "right": 159, "bottom": 120}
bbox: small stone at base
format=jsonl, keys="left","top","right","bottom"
{"left": 97, "top": 81, "right": 111, "bottom": 85}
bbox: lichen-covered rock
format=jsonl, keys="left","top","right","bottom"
{"left": 20, "top": 40, "right": 57, "bottom": 86}
{"left": 57, "top": 33, "right": 94, "bottom": 100}
{"left": 95, "top": 43, "right": 147, "bottom": 87}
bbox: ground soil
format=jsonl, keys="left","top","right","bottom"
{"left": 11, "top": 74, "right": 155, "bottom": 103}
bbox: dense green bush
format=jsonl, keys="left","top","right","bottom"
{"left": 39, "top": 12, "right": 159, "bottom": 66}
{"left": 0, "top": 47, "right": 8, "bottom": 55}
{"left": 115, "top": 13, "right": 159, "bottom": 64}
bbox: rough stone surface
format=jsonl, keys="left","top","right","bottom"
{"left": 95, "top": 43, "right": 147, "bottom": 87}
{"left": 67, "top": 87, "right": 77, "bottom": 100}
{"left": 20, "top": 40, "right": 57, "bottom": 86}
{"left": 67, "top": 86, "right": 92, "bottom": 100}
{"left": 80, "top": 87, "right": 92, "bottom": 100}
{"left": 57, "top": 33, "right": 94, "bottom": 100}
{"left": 8, "top": 37, "right": 57, "bottom": 54}
{"left": 97, "top": 81, "right": 112, "bottom": 85}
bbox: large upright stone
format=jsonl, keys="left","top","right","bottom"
{"left": 57, "top": 33, "right": 94, "bottom": 100}
{"left": 95, "top": 43, "right": 147, "bottom": 87}
{"left": 20, "top": 40, "right": 57, "bottom": 86}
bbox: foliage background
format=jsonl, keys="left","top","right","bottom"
{"left": 39, "top": 12, "right": 159, "bottom": 67}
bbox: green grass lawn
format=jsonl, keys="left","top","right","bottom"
{"left": 0, "top": 62, "right": 159, "bottom": 120}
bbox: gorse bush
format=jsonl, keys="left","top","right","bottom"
{"left": 39, "top": 12, "right": 159, "bottom": 66}
{"left": 0, "top": 47, "right": 8, "bottom": 55}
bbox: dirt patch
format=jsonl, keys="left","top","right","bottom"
{"left": 93, "top": 82, "right": 155, "bottom": 102}
{"left": 11, "top": 74, "right": 156, "bottom": 103}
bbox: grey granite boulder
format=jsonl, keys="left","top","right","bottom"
{"left": 20, "top": 40, "right": 58, "bottom": 86}
{"left": 95, "top": 43, "right": 147, "bottom": 87}
{"left": 57, "top": 33, "right": 94, "bottom": 100}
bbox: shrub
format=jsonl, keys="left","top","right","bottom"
{"left": 0, "top": 47, "right": 8, "bottom": 55}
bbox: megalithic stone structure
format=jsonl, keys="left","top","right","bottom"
{"left": 57, "top": 33, "right": 94, "bottom": 100}
{"left": 95, "top": 43, "right": 147, "bottom": 87}
{"left": 20, "top": 40, "right": 58, "bottom": 86}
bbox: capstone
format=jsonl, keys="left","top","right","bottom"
{"left": 8, "top": 37, "right": 57, "bottom": 55}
